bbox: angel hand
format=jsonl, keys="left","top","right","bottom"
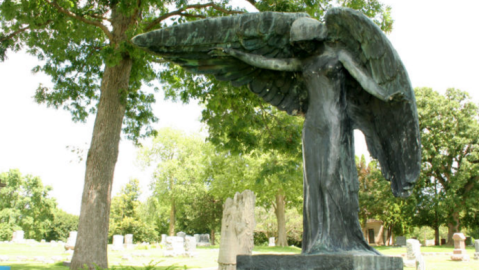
{"left": 387, "top": 91, "right": 405, "bottom": 102}
{"left": 208, "top": 47, "right": 230, "bottom": 57}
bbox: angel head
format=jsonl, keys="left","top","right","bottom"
{"left": 290, "top": 17, "right": 328, "bottom": 54}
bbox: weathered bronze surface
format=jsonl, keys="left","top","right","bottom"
{"left": 133, "top": 7, "right": 421, "bottom": 256}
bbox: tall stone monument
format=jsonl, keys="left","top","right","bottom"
{"left": 451, "top": 233, "right": 470, "bottom": 261}
{"left": 218, "top": 190, "right": 256, "bottom": 270}
{"left": 133, "top": 6, "right": 419, "bottom": 270}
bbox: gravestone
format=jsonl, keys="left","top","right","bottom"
{"left": 474, "top": 240, "right": 479, "bottom": 260}
{"left": 164, "top": 236, "right": 185, "bottom": 257}
{"left": 185, "top": 236, "right": 197, "bottom": 257}
{"left": 218, "top": 190, "right": 256, "bottom": 270}
{"left": 197, "top": 234, "right": 211, "bottom": 247}
{"left": 112, "top": 235, "right": 124, "bottom": 251}
{"left": 194, "top": 234, "right": 200, "bottom": 244}
{"left": 125, "top": 234, "right": 133, "bottom": 248}
{"left": 425, "top": 239, "right": 435, "bottom": 246}
{"left": 404, "top": 239, "right": 425, "bottom": 270}
{"left": 440, "top": 238, "right": 446, "bottom": 245}
{"left": 269, "top": 237, "right": 275, "bottom": 247}
{"left": 11, "top": 230, "right": 24, "bottom": 243}
{"left": 395, "top": 236, "right": 406, "bottom": 247}
{"left": 177, "top": 232, "right": 186, "bottom": 240}
{"left": 161, "top": 234, "right": 167, "bottom": 245}
{"left": 64, "top": 231, "right": 77, "bottom": 250}
{"left": 451, "top": 233, "right": 470, "bottom": 261}
{"left": 465, "top": 236, "right": 473, "bottom": 246}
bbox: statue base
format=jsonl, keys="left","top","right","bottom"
{"left": 237, "top": 254, "right": 403, "bottom": 270}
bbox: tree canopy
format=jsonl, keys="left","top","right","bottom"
{"left": 415, "top": 87, "right": 479, "bottom": 244}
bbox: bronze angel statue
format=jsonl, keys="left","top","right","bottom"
{"left": 133, "top": 8, "right": 421, "bottom": 255}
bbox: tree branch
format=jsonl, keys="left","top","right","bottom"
{"left": 145, "top": 2, "right": 243, "bottom": 31}
{"left": 0, "top": 21, "right": 52, "bottom": 43}
{"left": 44, "top": 0, "right": 113, "bottom": 41}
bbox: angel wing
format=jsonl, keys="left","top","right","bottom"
{"left": 325, "top": 8, "right": 421, "bottom": 197}
{"left": 133, "top": 8, "right": 421, "bottom": 198}
{"left": 133, "top": 12, "right": 310, "bottom": 115}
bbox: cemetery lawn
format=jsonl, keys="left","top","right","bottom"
{"left": 1, "top": 243, "right": 478, "bottom": 270}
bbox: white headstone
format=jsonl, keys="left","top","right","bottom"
{"left": 404, "top": 239, "right": 425, "bottom": 270}
{"left": 112, "top": 235, "right": 124, "bottom": 251}
{"left": 12, "top": 230, "right": 25, "bottom": 243}
{"left": 185, "top": 236, "right": 197, "bottom": 257}
{"left": 268, "top": 237, "right": 275, "bottom": 247}
{"left": 125, "top": 234, "right": 133, "bottom": 248}
{"left": 65, "top": 231, "right": 77, "bottom": 250}
{"left": 161, "top": 234, "right": 167, "bottom": 245}
{"left": 163, "top": 236, "right": 185, "bottom": 257}
{"left": 194, "top": 234, "right": 200, "bottom": 244}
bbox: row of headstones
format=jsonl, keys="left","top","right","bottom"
{"left": 8, "top": 230, "right": 74, "bottom": 250}
{"left": 160, "top": 232, "right": 211, "bottom": 247}
{"left": 405, "top": 233, "right": 479, "bottom": 270}
{"left": 396, "top": 235, "right": 477, "bottom": 247}
{"left": 111, "top": 234, "right": 135, "bottom": 250}
{"left": 162, "top": 235, "right": 197, "bottom": 257}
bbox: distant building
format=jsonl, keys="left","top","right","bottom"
{"left": 362, "top": 219, "right": 392, "bottom": 246}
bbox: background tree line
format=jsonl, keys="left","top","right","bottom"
{"left": 2, "top": 86, "right": 478, "bottom": 248}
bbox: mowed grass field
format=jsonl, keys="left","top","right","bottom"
{"left": 0, "top": 243, "right": 478, "bottom": 269}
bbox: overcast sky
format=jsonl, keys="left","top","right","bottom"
{"left": 0, "top": 0, "right": 478, "bottom": 215}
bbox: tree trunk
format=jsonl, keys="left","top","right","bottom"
{"left": 447, "top": 211, "right": 460, "bottom": 245}
{"left": 386, "top": 225, "right": 393, "bottom": 246}
{"left": 275, "top": 191, "right": 287, "bottom": 247}
{"left": 169, "top": 200, "right": 175, "bottom": 236}
{"left": 70, "top": 7, "right": 132, "bottom": 270}
{"left": 211, "top": 228, "right": 215, "bottom": 245}
{"left": 70, "top": 57, "right": 132, "bottom": 269}
{"left": 434, "top": 225, "right": 440, "bottom": 246}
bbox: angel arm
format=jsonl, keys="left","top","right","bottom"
{"left": 338, "top": 50, "right": 401, "bottom": 102}
{"left": 212, "top": 48, "right": 302, "bottom": 72}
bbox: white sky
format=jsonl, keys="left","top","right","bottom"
{"left": 0, "top": 0, "right": 478, "bottom": 215}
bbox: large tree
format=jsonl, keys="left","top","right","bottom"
{"left": 1, "top": 1, "right": 242, "bottom": 268}
{"left": 1, "top": 0, "right": 392, "bottom": 267}
{"left": 415, "top": 87, "right": 479, "bottom": 244}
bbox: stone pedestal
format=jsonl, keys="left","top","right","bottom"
{"left": 237, "top": 254, "right": 403, "bottom": 270}
{"left": 451, "top": 233, "right": 470, "bottom": 261}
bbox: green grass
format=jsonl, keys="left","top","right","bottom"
{"left": 1, "top": 243, "right": 478, "bottom": 270}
